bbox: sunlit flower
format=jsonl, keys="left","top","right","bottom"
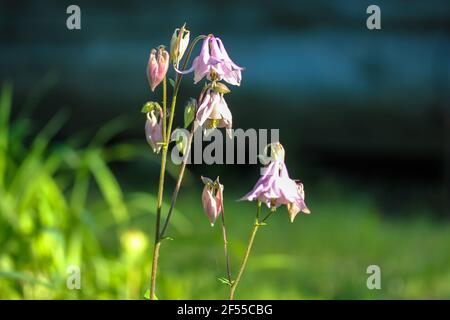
{"left": 179, "top": 35, "right": 243, "bottom": 86}
{"left": 241, "top": 143, "right": 310, "bottom": 222}
{"left": 147, "top": 46, "right": 169, "bottom": 92}
{"left": 201, "top": 176, "right": 224, "bottom": 226}
{"left": 145, "top": 108, "right": 164, "bottom": 153}
{"left": 195, "top": 89, "right": 232, "bottom": 137}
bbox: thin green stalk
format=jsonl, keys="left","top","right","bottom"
{"left": 159, "top": 129, "right": 193, "bottom": 237}
{"left": 159, "top": 78, "right": 209, "bottom": 238}
{"left": 148, "top": 35, "right": 206, "bottom": 300}
{"left": 261, "top": 209, "right": 275, "bottom": 223}
{"left": 229, "top": 201, "right": 262, "bottom": 300}
{"left": 221, "top": 204, "right": 233, "bottom": 286}
{"left": 149, "top": 77, "right": 168, "bottom": 300}
{"left": 162, "top": 77, "right": 167, "bottom": 140}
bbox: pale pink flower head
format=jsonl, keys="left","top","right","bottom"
{"left": 179, "top": 35, "right": 243, "bottom": 86}
{"left": 145, "top": 108, "right": 164, "bottom": 153}
{"left": 241, "top": 143, "right": 310, "bottom": 222}
{"left": 195, "top": 89, "right": 232, "bottom": 137}
{"left": 201, "top": 176, "right": 224, "bottom": 226}
{"left": 147, "top": 46, "right": 169, "bottom": 92}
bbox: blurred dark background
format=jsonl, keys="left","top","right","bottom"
{"left": 1, "top": 0, "right": 449, "bottom": 216}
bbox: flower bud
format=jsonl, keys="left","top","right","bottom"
{"left": 170, "top": 24, "right": 190, "bottom": 67}
{"left": 201, "top": 176, "right": 224, "bottom": 226}
{"left": 147, "top": 46, "right": 169, "bottom": 92}
{"left": 145, "top": 108, "right": 164, "bottom": 153}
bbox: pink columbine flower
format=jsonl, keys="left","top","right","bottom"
{"left": 179, "top": 35, "right": 243, "bottom": 86}
{"left": 145, "top": 109, "right": 164, "bottom": 153}
{"left": 241, "top": 143, "right": 310, "bottom": 222}
{"left": 201, "top": 176, "right": 224, "bottom": 226}
{"left": 195, "top": 89, "right": 232, "bottom": 137}
{"left": 147, "top": 46, "right": 169, "bottom": 92}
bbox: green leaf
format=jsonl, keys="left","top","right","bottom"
{"left": 89, "top": 116, "right": 130, "bottom": 147}
{"left": 217, "top": 277, "right": 232, "bottom": 286}
{"left": 87, "top": 151, "right": 129, "bottom": 223}
{"left": 169, "top": 78, "right": 176, "bottom": 88}
{"left": 184, "top": 98, "right": 196, "bottom": 128}
{"left": 141, "top": 101, "right": 161, "bottom": 113}
{"left": 171, "top": 129, "right": 188, "bottom": 156}
{"left": 161, "top": 236, "right": 174, "bottom": 241}
{"left": 0, "top": 272, "right": 54, "bottom": 289}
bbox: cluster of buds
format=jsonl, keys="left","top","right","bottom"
{"left": 144, "top": 25, "right": 191, "bottom": 152}
{"left": 144, "top": 26, "right": 243, "bottom": 152}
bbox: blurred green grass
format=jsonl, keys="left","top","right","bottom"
{"left": 154, "top": 187, "right": 450, "bottom": 299}
{"left": 1, "top": 83, "right": 450, "bottom": 299}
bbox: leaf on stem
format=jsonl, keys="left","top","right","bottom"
{"left": 184, "top": 98, "right": 196, "bottom": 128}
{"left": 141, "top": 101, "right": 161, "bottom": 113}
{"left": 217, "top": 277, "right": 232, "bottom": 286}
{"left": 169, "top": 78, "right": 176, "bottom": 88}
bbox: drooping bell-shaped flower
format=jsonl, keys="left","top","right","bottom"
{"left": 147, "top": 46, "right": 169, "bottom": 92}
{"left": 178, "top": 35, "right": 243, "bottom": 86}
{"left": 201, "top": 176, "right": 224, "bottom": 226}
{"left": 170, "top": 24, "right": 190, "bottom": 67}
{"left": 145, "top": 108, "right": 164, "bottom": 153}
{"left": 241, "top": 143, "right": 310, "bottom": 222}
{"left": 195, "top": 89, "right": 232, "bottom": 137}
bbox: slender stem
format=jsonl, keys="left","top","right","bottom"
{"left": 220, "top": 204, "right": 232, "bottom": 285}
{"left": 149, "top": 241, "right": 161, "bottom": 299}
{"left": 159, "top": 80, "right": 209, "bottom": 238}
{"left": 261, "top": 209, "right": 275, "bottom": 223}
{"left": 159, "top": 129, "right": 193, "bottom": 237}
{"left": 229, "top": 202, "right": 262, "bottom": 300}
{"left": 148, "top": 35, "right": 206, "bottom": 300}
{"left": 162, "top": 77, "right": 167, "bottom": 140}
{"left": 149, "top": 79, "right": 169, "bottom": 300}
{"left": 149, "top": 135, "right": 167, "bottom": 300}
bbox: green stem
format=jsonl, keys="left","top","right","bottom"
{"left": 261, "top": 209, "right": 275, "bottom": 223}
{"left": 148, "top": 35, "right": 206, "bottom": 300}
{"left": 159, "top": 79, "right": 209, "bottom": 238}
{"left": 149, "top": 144, "right": 166, "bottom": 300}
{"left": 149, "top": 78, "right": 168, "bottom": 300}
{"left": 221, "top": 204, "right": 232, "bottom": 286}
{"left": 162, "top": 77, "right": 167, "bottom": 140}
{"left": 159, "top": 129, "right": 193, "bottom": 237}
{"left": 229, "top": 201, "right": 262, "bottom": 300}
